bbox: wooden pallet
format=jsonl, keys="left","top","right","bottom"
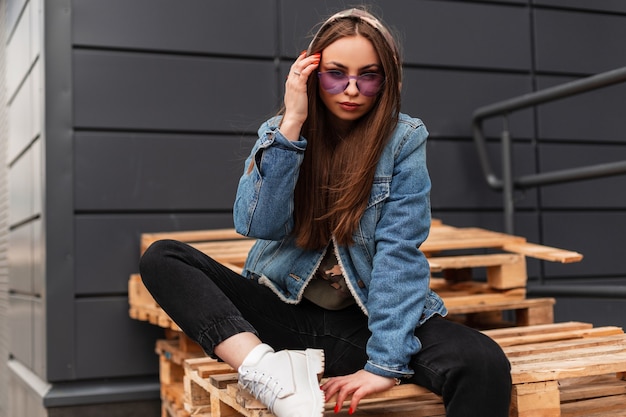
{"left": 156, "top": 331, "right": 205, "bottom": 417}
{"left": 180, "top": 322, "right": 626, "bottom": 417}
{"left": 139, "top": 221, "right": 583, "bottom": 283}
{"left": 131, "top": 220, "right": 581, "bottom": 329}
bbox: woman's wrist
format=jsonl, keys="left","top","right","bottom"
{"left": 279, "top": 117, "right": 304, "bottom": 141}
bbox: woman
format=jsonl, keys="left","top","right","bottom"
{"left": 140, "top": 8, "right": 512, "bottom": 417}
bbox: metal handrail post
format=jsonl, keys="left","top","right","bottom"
{"left": 501, "top": 117, "right": 515, "bottom": 234}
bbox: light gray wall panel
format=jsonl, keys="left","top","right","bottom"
{"left": 75, "top": 297, "right": 163, "bottom": 378}
{"left": 73, "top": 50, "right": 278, "bottom": 132}
{"left": 32, "top": 217, "right": 43, "bottom": 297}
{"left": 536, "top": 75, "right": 626, "bottom": 142}
{"left": 8, "top": 147, "right": 33, "bottom": 226}
{"left": 5, "top": 0, "right": 31, "bottom": 98}
{"left": 542, "top": 212, "right": 626, "bottom": 278}
{"left": 32, "top": 293, "right": 44, "bottom": 376}
{"left": 75, "top": 214, "right": 234, "bottom": 295}
{"left": 72, "top": 0, "right": 276, "bottom": 57}
{"left": 8, "top": 225, "right": 32, "bottom": 293}
{"left": 428, "top": 140, "right": 538, "bottom": 209}
{"left": 7, "top": 70, "right": 37, "bottom": 162}
{"left": 539, "top": 143, "right": 626, "bottom": 208}
{"left": 534, "top": 9, "right": 626, "bottom": 74}
{"left": 74, "top": 132, "right": 254, "bottom": 211}
{"left": 402, "top": 68, "right": 534, "bottom": 138}
{"left": 9, "top": 295, "right": 33, "bottom": 367}
{"left": 6, "top": 0, "right": 28, "bottom": 32}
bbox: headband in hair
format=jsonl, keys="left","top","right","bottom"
{"left": 307, "top": 8, "right": 398, "bottom": 62}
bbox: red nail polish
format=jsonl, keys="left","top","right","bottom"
{"left": 334, "top": 404, "right": 340, "bottom": 413}
{"left": 349, "top": 407, "right": 354, "bottom": 415}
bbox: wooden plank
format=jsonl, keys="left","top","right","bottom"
{"left": 493, "top": 326, "right": 625, "bottom": 348}
{"left": 502, "top": 242, "right": 583, "bottom": 264}
{"left": 484, "top": 322, "right": 593, "bottom": 340}
{"left": 441, "top": 289, "right": 526, "bottom": 308}
{"left": 422, "top": 227, "right": 527, "bottom": 253}
{"left": 141, "top": 228, "right": 249, "bottom": 253}
{"left": 560, "top": 394, "right": 626, "bottom": 417}
{"left": 512, "top": 352, "right": 626, "bottom": 384}
{"left": 510, "top": 380, "right": 561, "bottom": 417}
{"left": 559, "top": 375, "right": 626, "bottom": 402}
{"left": 428, "top": 253, "right": 523, "bottom": 269}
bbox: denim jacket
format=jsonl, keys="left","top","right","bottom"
{"left": 233, "top": 113, "right": 447, "bottom": 380}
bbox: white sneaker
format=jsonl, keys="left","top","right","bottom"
{"left": 238, "top": 344, "right": 325, "bottom": 417}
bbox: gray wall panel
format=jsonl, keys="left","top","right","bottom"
{"left": 384, "top": 1, "right": 531, "bottom": 70}
{"left": 428, "top": 140, "right": 538, "bottom": 209}
{"left": 534, "top": 0, "right": 626, "bottom": 15}
{"left": 74, "top": 132, "right": 254, "bottom": 211}
{"left": 534, "top": 9, "right": 626, "bottom": 74}
{"left": 75, "top": 214, "right": 235, "bottom": 295}
{"left": 542, "top": 212, "right": 626, "bottom": 278}
{"left": 72, "top": 0, "right": 276, "bottom": 57}
{"left": 73, "top": 50, "right": 278, "bottom": 132}
{"left": 553, "top": 297, "right": 626, "bottom": 330}
{"left": 539, "top": 143, "right": 626, "bottom": 208}
{"left": 402, "top": 68, "right": 534, "bottom": 138}
{"left": 75, "top": 297, "right": 163, "bottom": 378}
{"left": 281, "top": 0, "right": 531, "bottom": 70}
{"left": 536, "top": 75, "right": 626, "bottom": 142}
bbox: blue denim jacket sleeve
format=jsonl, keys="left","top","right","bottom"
{"left": 233, "top": 117, "right": 307, "bottom": 240}
{"left": 362, "top": 119, "right": 433, "bottom": 379}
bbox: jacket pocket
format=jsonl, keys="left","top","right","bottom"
{"left": 354, "top": 177, "right": 391, "bottom": 243}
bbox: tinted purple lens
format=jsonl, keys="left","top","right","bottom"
{"left": 318, "top": 71, "right": 384, "bottom": 97}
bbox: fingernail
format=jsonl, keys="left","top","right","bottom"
{"left": 300, "top": 50, "right": 307, "bottom": 56}
{"left": 334, "top": 405, "right": 340, "bottom": 413}
{"left": 349, "top": 407, "right": 354, "bottom": 415}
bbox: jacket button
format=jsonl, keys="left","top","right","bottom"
{"left": 357, "top": 280, "right": 366, "bottom": 288}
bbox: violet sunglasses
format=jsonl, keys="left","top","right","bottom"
{"left": 317, "top": 70, "right": 385, "bottom": 97}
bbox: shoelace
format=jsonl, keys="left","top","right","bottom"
{"left": 239, "top": 370, "right": 284, "bottom": 412}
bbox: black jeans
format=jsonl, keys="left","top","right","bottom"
{"left": 140, "top": 239, "right": 512, "bottom": 417}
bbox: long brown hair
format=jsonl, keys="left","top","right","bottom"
{"left": 289, "top": 9, "right": 403, "bottom": 250}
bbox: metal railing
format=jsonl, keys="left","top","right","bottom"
{"left": 472, "top": 66, "right": 626, "bottom": 235}
{"left": 472, "top": 66, "right": 626, "bottom": 298}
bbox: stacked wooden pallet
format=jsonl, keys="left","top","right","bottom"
{"left": 128, "top": 220, "right": 589, "bottom": 416}
{"left": 132, "top": 220, "right": 582, "bottom": 330}
{"left": 162, "top": 321, "right": 626, "bottom": 417}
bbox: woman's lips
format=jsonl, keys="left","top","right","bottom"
{"left": 339, "top": 102, "right": 360, "bottom": 111}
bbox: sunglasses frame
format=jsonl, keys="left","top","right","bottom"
{"left": 317, "top": 71, "right": 385, "bottom": 97}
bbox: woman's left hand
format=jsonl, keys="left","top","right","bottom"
{"left": 321, "top": 369, "right": 397, "bottom": 414}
